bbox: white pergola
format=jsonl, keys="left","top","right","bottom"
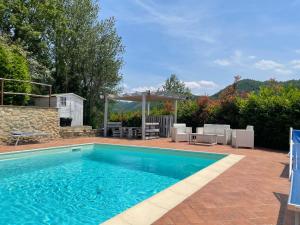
{"left": 103, "top": 91, "right": 184, "bottom": 140}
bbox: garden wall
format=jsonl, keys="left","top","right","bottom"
{"left": 0, "top": 105, "right": 60, "bottom": 143}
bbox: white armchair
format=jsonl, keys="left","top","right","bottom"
{"left": 171, "top": 123, "right": 192, "bottom": 142}
{"left": 232, "top": 126, "right": 254, "bottom": 149}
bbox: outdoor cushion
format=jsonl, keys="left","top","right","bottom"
{"left": 173, "top": 123, "right": 187, "bottom": 133}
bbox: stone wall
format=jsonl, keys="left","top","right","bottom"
{"left": 0, "top": 105, "right": 60, "bottom": 143}
{"left": 60, "top": 126, "right": 98, "bottom": 138}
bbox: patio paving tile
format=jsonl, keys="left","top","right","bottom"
{"left": 0, "top": 137, "right": 292, "bottom": 225}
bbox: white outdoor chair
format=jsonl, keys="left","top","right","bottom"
{"left": 196, "top": 124, "right": 231, "bottom": 145}
{"left": 171, "top": 123, "right": 192, "bottom": 142}
{"left": 231, "top": 126, "right": 254, "bottom": 149}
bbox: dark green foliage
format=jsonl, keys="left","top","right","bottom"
{"left": 0, "top": 0, "right": 59, "bottom": 82}
{"left": 183, "top": 85, "right": 300, "bottom": 150}
{"left": 0, "top": 38, "right": 31, "bottom": 105}
{"left": 110, "top": 77, "right": 300, "bottom": 150}
{"left": 180, "top": 99, "right": 207, "bottom": 128}
{"left": 238, "top": 86, "right": 300, "bottom": 149}
{"left": 110, "top": 112, "right": 142, "bottom": 127}
{"left": 208, "top": 102, "right": 240, "bottom": 128}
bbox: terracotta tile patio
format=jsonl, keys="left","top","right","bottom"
{"left": 0, "top": 137, "right": 294, "bottom": 225}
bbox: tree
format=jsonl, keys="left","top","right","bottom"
{"left": 0, "top": 37, "right": 31, "bottom": 105}
{"left": 0, "top": 0, "right": 59, "bottom": 82}
{"left": 52, "top": 0, "right": 124, "bottom": 127}
{"left": 161, "top": 74, "right": 191, "bottom": 97}
{"left": 0, "top": 0, "right": 124, "bottom": 126}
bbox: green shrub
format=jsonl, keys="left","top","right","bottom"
{"left": 238, "top": 86, "right": 300, "bottom": 149}
{"left": 177, "top": 100, "right": 198, "bottom": 127}
{"left": 0, "top": 38, "right": 31, "bottom": 105}
{"left": 110, "top": 85, "right": 300, "bottom": 150}
{"left": 110, "top": 111, "right": 142, "bottom": 127}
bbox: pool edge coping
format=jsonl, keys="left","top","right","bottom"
{"left": 100, "top": 153, "right": 244, "bottom": 225}
{"left": 97, "top": 146, "right": 244, "bottom": 225}
{"left": 0, "top": 142, "right": 245, "bottom": 225}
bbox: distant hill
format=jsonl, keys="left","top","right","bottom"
{"left": 111, "top": 79, "right": 300, "bottom": 112}
{"left": 211, "top": 79, "right": 300, "bottom": 99}
{"left": 111, "top": 101, "right": 141, "bottom": 112}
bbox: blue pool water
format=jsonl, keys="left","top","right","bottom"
{"left": 0, "top": 144, "right": 225, "bottom": 225}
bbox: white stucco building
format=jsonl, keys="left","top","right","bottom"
{"left": 33, "top": 93, "right": 85, "bottom": 126}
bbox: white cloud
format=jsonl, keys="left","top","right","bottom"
{"left": 290, "top": 60, "right": 300, "bottom": 69}
{"left": 184, "top": 80, "right": 218, "bottom": 89}
{"left": 214, "top": 59, "right": 231, "bottom": 66}
{"left": 214, "top": 53, "right": 294, "bottom": 76}
{"left": 254, "top": 59, "right": 292, "bottom": 75}
{"left": 125, "top": 80, "right": 218, "bottom": 95}
{"left": 214, "top": 50, "right": 255, "bottom": 67}
{"left": 254, "top": 59, "right": 283, "bottom": 70}
{"left": 273, "top": 68, "right": 293, "bottom": 75}
{"left": 184, "top": 80, "right": 219, "bottom": 95}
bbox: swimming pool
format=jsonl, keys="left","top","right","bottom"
{"left": 0, "top": 143, "right": 227, "bottom": 225}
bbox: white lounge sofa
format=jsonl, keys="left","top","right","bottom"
{"left": 171, "top": 123, "right": 192, "bottom": 142}
{"left": 231, "top": 126, "right": 254, "bottom": 149}
{"left": 196, "top": 124, "right": 231, "bottom": 145}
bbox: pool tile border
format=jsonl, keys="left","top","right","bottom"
{"left": 101, "top": 154, "right": 244, "bottom": 225}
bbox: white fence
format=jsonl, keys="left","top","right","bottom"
{"left": 146, "top": 115, "right": 174, "bottom": 137}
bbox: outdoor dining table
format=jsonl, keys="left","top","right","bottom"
{"left": 121, "top": 127, "right": 142, "bottom": 139}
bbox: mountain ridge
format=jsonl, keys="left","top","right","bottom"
{"left": 211, "top": 78, "right": 300, "bottom": 98}
{"left": 111, "top": 79, "right": 300, "bottom": 112}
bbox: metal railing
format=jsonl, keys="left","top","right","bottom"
{"left": 0, "top": 78, "right": 52, "bottom": 107}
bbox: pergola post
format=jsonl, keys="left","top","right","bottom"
{"left": 174, "top": 100, "right": 178, "bottom": 123}
{"left": 142, "top": 93, "right": 146, "bottom": 140}
{"left": 147, "top": 102, "right": 150, "bottom": 116}
{"left": 103, "top": 95, "right": 108, "bottom": 137}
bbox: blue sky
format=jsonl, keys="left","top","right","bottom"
{"left": 100, "top": 0, "right": 300, "bottom": 95}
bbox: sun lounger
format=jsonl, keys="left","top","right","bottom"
{"left": 288, "top": 128, "right": 300, "bottom": 225}
{"left": 11, "top": 131, "right": 48, "bottom": 146}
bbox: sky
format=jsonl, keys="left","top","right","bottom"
{"left": 99, "top": 0, "right": 300, "bottom": 95}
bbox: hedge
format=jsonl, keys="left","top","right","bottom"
{"left": 109, "top": 85, "right": 300, "bottom": 150}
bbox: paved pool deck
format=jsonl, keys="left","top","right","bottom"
{"left": 0, "top": 137, "right": 293, "bottom": 225}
